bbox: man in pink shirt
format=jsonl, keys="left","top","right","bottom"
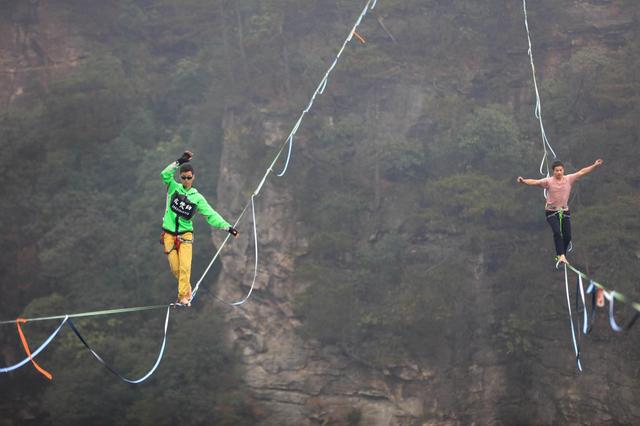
{"left": 517, "top": 159, "right": 604, "bottom": 264}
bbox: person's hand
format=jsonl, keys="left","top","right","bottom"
{"left": 517, "top": 176, "right": 525, "bottom": 184}
{"left": 594, "top": 158, "right": 604, "bottom": 167}
{"left": 177, "top": 151, "right": 193, "bottom": 165}
{"left": 228, "top": 227, "right": 239, "bottom": 237}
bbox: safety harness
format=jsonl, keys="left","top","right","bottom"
{"left": 545, "top": 208, "right": 570, "bottom": 235}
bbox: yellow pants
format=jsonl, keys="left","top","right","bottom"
{"left": 163, "top": 232, "right": 193, "bottom": 300}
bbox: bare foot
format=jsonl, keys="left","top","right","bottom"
{"left": 596, "top": 288, "right": 605, "bottom": 307}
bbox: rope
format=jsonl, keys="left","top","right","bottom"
{"left": 522, "top": 0, "right": 557, "bottom": 178}
{"left": 0, "top": 0, "right": 378, "bottom": 382}
{"left": 230, "top": 195, "right": 259, "bottom": 306}
{"left": 192, "top": 0, "right": 377, "bottom": 303}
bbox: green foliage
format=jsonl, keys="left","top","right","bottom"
{"left": 2, "top": 0, "right": 640, "bottom": 423}
{"left": 456, "top": 105, "right": 531, "bottom": 176}
{"left": 422, "top": 173, "right": 523, "bottom": 232}
{"left": 0, "top": 1, "right": 252, "bottom": 423}
{"left": 38, "top": 310, "right": 256, "bottom": 425}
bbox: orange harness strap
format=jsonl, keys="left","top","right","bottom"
{"left": 16, "top": 318, "right": 53, "bottom": 380}
{"left": 161, "top": 231, "right": 181, "bottom": 254}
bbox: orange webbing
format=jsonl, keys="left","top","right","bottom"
{"left": 15, "top": 318, "right": 53, "bottom": 380}
{"left": 352, "top": 30, "right": 366, "bottom": 44}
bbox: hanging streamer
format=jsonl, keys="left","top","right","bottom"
{"left": 584, "top": 280, "right": 597, "bottom": 334}
{"left": 352, "top": 31, "right": 367, "bottom": 44}
{"left": 563, "top": 264, "right": 583, "bottom": 371}
{"left": 66, "top": 306, "right": 171, "bottom": 384}
{"left": 276, "top": 135, "right": 294, "bottom": 177}
{"left": 1, "top": 316, "right": 68, "bottom": 375}
{"left": 16, "top": 319, "right": 54, "bottom": 380}
{"left": 577, "top": 275, "right": 588, "bottom": 334}
{"left": 564, "top": 264, "right": 640, "bottom": 336}
{"left": 605, "top": 291, "right": 623, "bottom": 332}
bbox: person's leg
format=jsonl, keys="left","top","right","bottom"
{"left": 546, "top": 211, "right": 565, "bottom": 261}
{"left": 163, "top": 232, "right": 179, "bottom": 279}
{"left": 561, "top": 212, "right": 572, "bottom": 255}
{"left": 177, "top": 232, "right": 194, "bottom": 304}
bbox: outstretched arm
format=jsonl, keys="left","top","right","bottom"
{"left": 575, "top": 158, "right": 604, "bottom": 179}
{"left": 196, "top": 196, "right": 239, "bottom": 237}
{"left": 517, "top": 176, "right": 546, "bottom": 187}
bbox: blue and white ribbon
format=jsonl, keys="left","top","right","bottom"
{"left": 563, "top": 264, "right": 582, "bottom": 371}
{"left": 522, "top": 0, "right": 558, "bottom": 178}
{"left": 66, "top": 306, "right": 171, "bottom": 384}
{"left": 0, "top": 316, "right": 68, "bottom": 374}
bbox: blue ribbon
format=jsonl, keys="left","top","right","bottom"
{"left": 0, "top": 316, "right": 68, "bottom": 374}
{"left": 522, "top": 0, "right": 557, "bottom": 177}
{"left": 577, "top": 275, "right": 588, "bottom": 335}
{"left": 230, "top": 195, "right": 260, "bottom": 306}
{"left": 563, "top": 264, "right": 582, "bottom": 371}
{"left": 66, "top": 306, "right": 171, "bottom": 384}
{"left": 273, "top": 0, "right": 375, "bottom": 179}
{"left": 603, "top": 291, "right": 625, "bottom": 332}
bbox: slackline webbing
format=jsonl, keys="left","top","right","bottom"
{"left": 1, "top": 0, "right": 378, "bottom": 382}
{"left": 522, "top": 0, "right": 557, "bottom": 179}
{"left": 190, "top": 0, "right": 378, "bottom": 305}
{"left": 558, "top": 262, "right": 640, "bottom": 372}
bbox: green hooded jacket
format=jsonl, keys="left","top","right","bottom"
{"left": 161, "top": 162, "right": 231, "bottom": 234}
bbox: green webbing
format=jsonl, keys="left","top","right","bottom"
{"left": 558, "top": 209, "right": 564, "bottom": 236}
{"left": 565, "top": 263, "right": 640, "bottom": 313}
{"left": 0, "top": 304, "right": 169, "bottom": 325}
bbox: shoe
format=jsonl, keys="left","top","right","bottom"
{"left": 596, "top": 288, "right": 605, "bottom": 308}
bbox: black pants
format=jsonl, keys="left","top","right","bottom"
{"left": 545, "top": 210, "right": 571, "bottom": 256}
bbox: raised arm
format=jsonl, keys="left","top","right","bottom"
{"left": 517, "top": 176, "right": 546, "bottom": 187}
{"left": 161, "top": 162, "right": 179, "bottom": 186}
{"left": 575, "top": 158, "right": 604, "bottom": 179}
{"left": 161, "top": 151, "right": 193, "bottom": 186}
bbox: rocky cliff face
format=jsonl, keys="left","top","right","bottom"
{"left": 214, "top": 87, "right": 511, "bottom": 425}
{"left": 212, "top": 2, "right": 637, "bottom": 425}
{"left": 0, "top": 0, "right": 85, "bottom": 108}
{"left": 0, "top": 1, "right": 636, "bottom": 424}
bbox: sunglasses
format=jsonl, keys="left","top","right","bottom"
{"left": 180, "top": 175, "right": 193, "bottom": 180}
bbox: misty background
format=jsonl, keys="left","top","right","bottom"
{"left": 1, "top": 0, "right": 639, "bottom": 425}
